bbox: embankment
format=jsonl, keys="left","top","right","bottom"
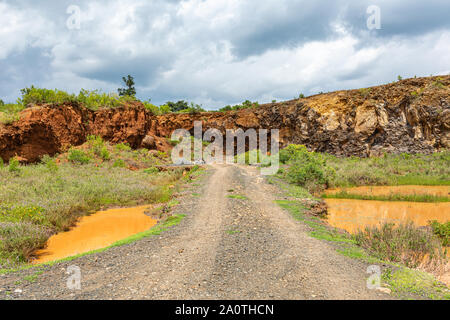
{"left": 1, "top": 76, "right": 449, "bottom": 162}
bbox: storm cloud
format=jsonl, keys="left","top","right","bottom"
{"left": 0, "top": 0, "right": 449, "bottom": 108}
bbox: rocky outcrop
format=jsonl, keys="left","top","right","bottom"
{"left": 0, "top": 76, "right": 449, "bottom": 162}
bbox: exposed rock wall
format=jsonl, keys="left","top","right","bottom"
{"left": 0, "top": 76, "right": 448, "bottom": 162}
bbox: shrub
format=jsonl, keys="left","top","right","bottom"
{"left": 0, "top": 112, "right": 16, "bottom": 124}
{"left": 0, "top": 204, "right": 48, "bottom": 225}
{"left": 281, "top": 145, "right": 330, "bottom": 192}
{"left": 155, "top": 151, "right": 167, "bottom": 159}
{"left": 143, "top": 101, "right": 161, "bottom": 115}
{"left": 218, "top": 100, "right": 259, "bottom": 112}
{"left": 355, "top": 222, "right": 445, "bottom": 268}
{"left": 17, "top": 86, "right": 141, "bottom": 111}
{"left": 359, "top": 88, "right": 371, "bottom": 98}
{"left": 429, "top": 220, "right": 450, "bottom": 246}
{"left": 115, "top": 143, "right": 131, "bottom": 152}
{"left": 77, "top": 89, "right": 136, "bottom": 110}
{"left": 279, "top": 144, "right": 308, "bottom": 164}
{"left": 178, "top": 103, "right": 206, "bottom": 114}
{"left": 144, "top": 167, "right": 159, "bottom": 174}
{"left": 287, "top": 156, "right": 327, "bottom": 192}
{"left": 8, "top": 157, "right": 21, "bottom": 173}
{"left": 0, "top": 103, "right": 24, "bottom": 124}
{"left": 100, "top": 147, "right": 111, "bottom": 161}
{"left": 87, "top": 135, "right": 104, "bottom": 154}
{"left": 68, "top": 149, "right": 90, "bottom": 164}
{"left": 166, "top": 100, "right": 189, "bottom": 112}
{"left": 0, "top": 157, "right": 3, "bottom": 168}
{"left": 113, "top": 159, "right": 126, "bottom": 168}
{"left": 219, "top": 105, "right": 232, "bottom": 112}
{"left": 41, "top": 155, "right": 58, "bottom": 173}
{"left": 19, "top": 86, "right": 77, "bottom": 106}
{"left": 159, "top": 104, "right": 171, "bottom": 114}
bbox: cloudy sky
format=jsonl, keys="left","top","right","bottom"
{"left": 1, "top": 0, "right": 449, "bottom": 109}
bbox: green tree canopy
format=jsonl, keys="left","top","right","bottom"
{"left": 166, "top": 100, "right": 189, "bottom": 112}
{"left": 118, "top": 75, "right": 136, "bottom": 97}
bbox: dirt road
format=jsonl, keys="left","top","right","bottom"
{"left": 0, "top": 164, "right": 390, "bottom": 300}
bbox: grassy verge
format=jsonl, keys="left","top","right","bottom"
{"left": 322, "top": 191, "right": 450, "bottom": 203}
{"left": 276, "top": 145, "right": 449, "bottom": 194}
{"left": 382, "top": 267, "right": 450, "bottom": 300}
{"left": 275, "top": 200, "right": 357, "bottom": 244}
{"left": 325, "top": 151, "right": 450, "bottom": 188}
{"left": 0, "top": 136, "right": 191, "bottom": 269}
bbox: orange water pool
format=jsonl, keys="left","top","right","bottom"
{"left": 324, "top": 198, "right": 450, "bottom": 234}
{"left": 33, "top": 205, "right": 156, "bottom": 264}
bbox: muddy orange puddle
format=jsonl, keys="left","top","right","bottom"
{"left": 325, "top": 185, "right": 450, "bottom": 197}
{"left": 324, "top": 185, "right": 450, "bottom": 233}
{"left": 324, "top": 199, "right": 450, "bottom": 234}
{"left": 33, "top": 205, "right": 157, "bottom": 264}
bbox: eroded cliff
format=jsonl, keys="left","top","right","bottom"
{"left": 1, "top": 76, "right": 449, "bottom": 162}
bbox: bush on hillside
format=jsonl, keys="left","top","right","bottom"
{"left": 429, "top": 220, "right": 450, "bottom": 246}
{"left": 68, "top": 149, "right": 90, "bottom": 164}
{"left": 218, "top": 100, "right": 259, "bottom": 112}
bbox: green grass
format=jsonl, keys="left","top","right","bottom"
{"left": 23, "top": 270, "right": 43, "bottom": 283}
{"left": 274, "top": 200, "right": 354, "bottom": 244}
{"left": 429, "top": 220, "right": 450, "bottom": 246}
{"left": 325, "top": 151, "right": 450, "bottom": 188}
{"left": 0, "top": 103, "right": 25, "bottom": 124}
{"left": 226, "top": 229, "right": 241, "bottom": 235}
{"left": 227, "top": 195, "right": 248, "bottom": 200}
{"left": 274, "top": 200, "right": 308, "bottom": 221}
{"left": 336, "top": 246, "right": 382, "bottom": 264}
{"left": 267, "top": 175, "right": 315, "bottom": 199}
{"left": 383, "top": 267, "right": 449, "bottom": 300}
{"left": 322, "top": 191, "right": 450, "bottom": 203}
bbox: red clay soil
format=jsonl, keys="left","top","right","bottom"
{"left": 0, "top": 76, "right": 449, "bottom": 163}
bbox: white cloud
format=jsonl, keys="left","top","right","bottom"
{"left": 0, "top": 2, "right": 56, "bottom": 59}
{"left": 0, "top": 0, "right": 449, "bottom": 108}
